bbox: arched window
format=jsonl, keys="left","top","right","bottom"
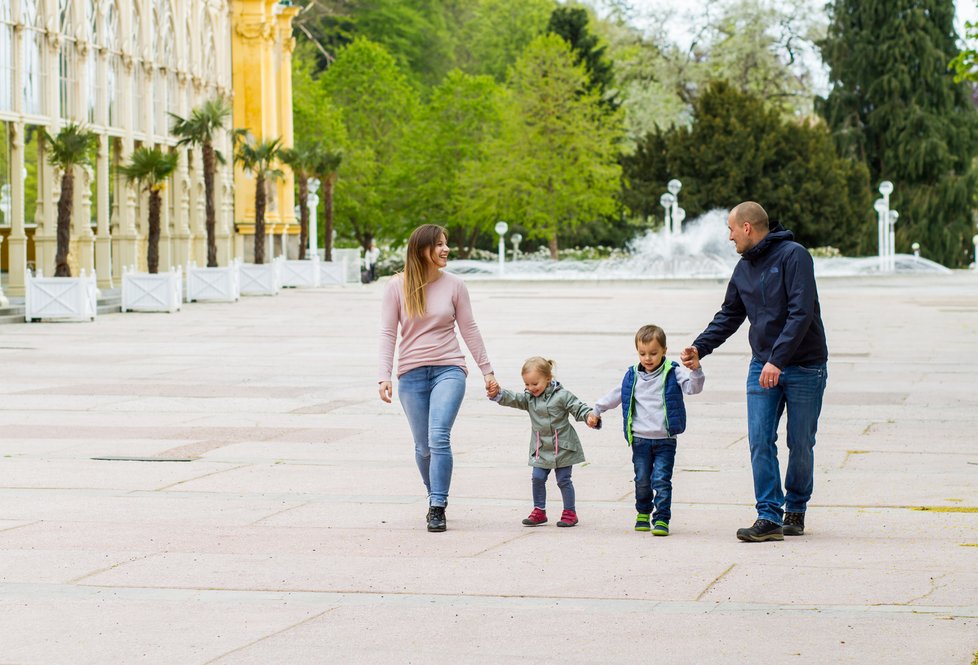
{"left": 105, "top": 0, "right": 121, "bottom": 128}
{"left": 0, "top": 0, "right": 13, "bottom": 113}
{"left": 130, "top": 0, "right": 141, "bottom": 131}
{"left": 86, "top": 0, "right": 97, "bottom": 123}
{"left": 155, "top": 0, "right": 171, "bottom": 136}
{"left": 58, "top": 0, "right": 75, "bottom": 119}
{"left": 22, "top": 0, "right": 44, "bottom": 116}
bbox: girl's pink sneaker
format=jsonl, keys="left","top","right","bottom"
{"left": 557, "top": 509, "right": 579, "bottom": 527}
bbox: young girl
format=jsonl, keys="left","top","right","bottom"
{"left": 487, "top": 357, "right": 595, "bottom": 528}
{"left": 379, "top": 224, "right": 496, "bottom": 533}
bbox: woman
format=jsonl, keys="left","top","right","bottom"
{"left": 378, "top": 224, "right": 495, "bottom": 532}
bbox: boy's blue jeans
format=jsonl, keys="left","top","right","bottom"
{"left": 397, "top": 365, "right": 467, "bottom": 508}
{"left": 531, "top": 466, "right": 575, "bottom": 511}
{"left": 632, "top": 437, "right": 677, "bottom": 523}
{"left": 746, "top": 358, "right": 828, "bottom": 524}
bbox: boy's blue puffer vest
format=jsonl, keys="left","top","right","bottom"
{"left": 620, "top": 360, "right": 687, "bottom": 445}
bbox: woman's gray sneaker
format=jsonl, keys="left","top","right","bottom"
{"left": 427, "top": 506, "right": 446, "bottom": 532}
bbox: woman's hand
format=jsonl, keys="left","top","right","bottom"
{"left": 379, "top": 381, "right": 393, "bottom": 403}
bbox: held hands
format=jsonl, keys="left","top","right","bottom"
{"left": 759, "top": 362, "right": 781, "bottom": 389}
{"left": 378, "top": 381, "right": 392, "bottom": 403}
{"left": 586, "top": 412, "right": 602, "bottom": 429}
{"left": 680, "top": 346, "right": 701, "bottom": 370}
{"left": 485, "top": 373, "right": 500, "bottom": 399}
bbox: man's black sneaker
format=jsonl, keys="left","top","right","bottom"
{"left": 736, "top": 519, "right": 783, "bottom": 542}
{"left": 427, "top": 506, "right": 446, "bottom": 532}
{"left": 783, "top": 512, "right": 805, "bottom": 536}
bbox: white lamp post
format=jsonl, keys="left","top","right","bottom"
{"left": 973, "top": 235, "right": 978, "bottom": 269}
{"left": 495, "top": 221, "right": 508, "bottom": 275}
{"left": 307, "top": 177, "right": 321, "bottom": 259}
{"left": 511, "top": 232, "right": 523, "bottom": 261}
{"left": 667, "top": 179, "right": 683, "bottom": 234}
{"left": 878, "top": 181, "right": 893, "bottom": 272}
{"left": 887, "top": 209, "right": 899, "bottom": 272}
{"left": 911, "top": 242, "right": 920, "bottom": 258}
{"left": 659, "top": 192, "right": 676, "bottom": 237}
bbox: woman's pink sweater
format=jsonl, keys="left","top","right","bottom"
{"left": 378, "top": 272, "right": 493, "bottom": 381}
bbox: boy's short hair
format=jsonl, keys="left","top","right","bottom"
{"left": 635, "top": 324, "right": 667, "bottom": 348}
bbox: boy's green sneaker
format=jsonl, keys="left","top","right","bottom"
{"left": 652, "top": 520, "right": 670, "bottom": 536}
{"left": 634, "top": 513, "right": 651, "bottom": 531}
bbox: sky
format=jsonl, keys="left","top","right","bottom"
{"left": 614, "top": 0, "right": 978, "bottom": 47}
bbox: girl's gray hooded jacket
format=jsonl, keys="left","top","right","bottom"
{"left": 494, "top": 381, "right": 593, "bottom": 469}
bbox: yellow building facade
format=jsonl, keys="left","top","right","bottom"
{"left": 0, "top": 0, "right": 299, "bottom": 298}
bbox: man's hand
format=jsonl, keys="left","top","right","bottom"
{"left": 379, "top": 381, "right": 393, "bottom": 403}
{"left": 680, "top": 346, "right": 700, "bottom": 370}
{"left": 759, "top": 362, "right": 781, "bottom": 389}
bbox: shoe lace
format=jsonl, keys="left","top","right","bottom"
{"left": 784, "top": 513, "right": 803, "bottom": 526}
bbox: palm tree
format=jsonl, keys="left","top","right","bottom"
{"left": 42, "top": 123, "right": 97, "bottom": 277}
{"left": 279, "top": 144, "right": 316, "bottom": 260}
{"left": 313, "top": 149, "right": 342, "bottom": 262}
{"left": 234, "top": 132, "right": 283, "bottom": 265}
{"left": 118, "top": 147, "right": 179, "bottom": 274}
{"left": 169, "top": 97, "right": 231, "bottom": 267}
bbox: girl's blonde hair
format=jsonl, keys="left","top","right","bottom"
{"left": 403, "top": 224, "right": 447, "bottom": 318}
{"left": 521, "top": 356, "right": 555, "bottom": 379}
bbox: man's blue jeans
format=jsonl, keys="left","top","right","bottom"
{"left": 746, "top": 358, "right": 828, "bottom": 524}
{"left": 631, "top": 437, "right": 677, "bottom": 523}
{"left": 398, "top": 365, "right": 467, "bottom": 508}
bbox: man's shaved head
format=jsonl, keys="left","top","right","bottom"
{"left": 731, "top": 201, "right": 769, "bottom": 231}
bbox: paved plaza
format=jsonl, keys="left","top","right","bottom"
{"left": 0, "top": 272, "right": 976, "bottom": 664}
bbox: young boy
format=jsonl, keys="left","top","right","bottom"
{"left": 588, "top": 325, "right": 704, "bottom": 535}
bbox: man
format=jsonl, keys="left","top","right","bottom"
{"left": 680, "top": 201, "right": 828, "bottom": 542}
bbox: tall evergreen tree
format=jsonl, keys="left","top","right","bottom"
{"left": 622, "top": 82, "right": 872, "bottom": 254}
{"left": 819, "top": 0, "right": 978, "bottom": 266}
{"left": 547, "top": 6, "right": 617, "bottom": 107}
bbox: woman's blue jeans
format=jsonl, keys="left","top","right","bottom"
{"left": 631, "top": 437, "right": 677, "bottom": 523}
{"left": 746, "top": 358, "right": 828, "bottom": 524}
{"left": 397, "top": 365, "right": 467, "bottom": 508}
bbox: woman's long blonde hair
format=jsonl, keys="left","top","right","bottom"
{"left": 403, "top": 224, "right": 447, "bottom": 318}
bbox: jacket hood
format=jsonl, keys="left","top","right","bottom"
{"left": 742, "top": 224, "right": 794, "bottom": 263}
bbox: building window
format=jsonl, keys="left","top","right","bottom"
{"left": 58, "top": 0, "right": 76, "bottom": 120}
{"left": 0, "top": 0, "right": 13, "bottom": 113}
{"left": 22, "top": 0, "right": 44, "bottom": 116}
{"left": 105, "top": 0, "right": 120, "bottom": 129}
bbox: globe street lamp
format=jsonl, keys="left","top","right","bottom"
{"left": 667, "top": 179, "right": 683, "bottom": 235}
{"left": 307, "top": 178, "right": 321, "bottom": 259}
{"left": 874, "top": 197, "right": 888, "bottom": 272}
{"left": 511, "top": 232, "right": 523, "bottom": 261}
{"left": 660, "top": 192, "right": 676, "bottom": 237}
{"left": 887, "top": 209, "right": 899, "bottom": 272}
{"left": 495, "top": 221, "right": 508, "bottom": 275}
{"left": 878, "top": 181, "right": 893, "bottom": 272}
{"left": 911, "top": 242, "right": 920, "bottom": 258}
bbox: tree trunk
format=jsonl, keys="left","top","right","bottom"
{"left": 548, "top": 233, "right": 559, "bottom": 260}
{"left": 147, "top": 188, "right": 161, "bottom": 274}
{"left": 54, "top": 170, "right": 74, "bottom": 277}
{"left": 254, "top": 173, "right": 266, "bottom": 265}
{"left": 297, "top": 174, "right": 309, "bottom": 260}
{"left": 323, "top": 173, "right": 335, "bottom": 262}
{"left": 202, "top": 142, "right": 218, "bottom": 267}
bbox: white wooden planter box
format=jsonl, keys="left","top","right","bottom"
{"left": 186, "top": 261, "right": 240, "bottom": 302}
{"left": 239, "top": 257, "right": 282, "bottom": 296}
{"left": 320, "top": 258, "right": 347, "bottom": 285}
{"left": 332, "top": 248, "right": 363, "bottom": 283}
{"left": 24, "top": 269, "right": 99, "bottom": 322}
{"left": 281, "top": 256, "right": 320, "bottom": 288}
{"left": 121, "top": 266, "right": 183, "bottom": 313}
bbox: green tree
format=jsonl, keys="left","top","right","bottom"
{"left": 321, "top": 38, "right": 417, "bottom": 250}
{"left": 622, "top": 82, "right": 872, "bottom": 253}
{"left": 41, "top": 123, "right": 98, "bottom": 277}
{"left": 118, "top": 147, "right": 179, "bottom": 274}
{"left": 457, "top": 0, "right": 555, "bottom": 81}
{"left": 169, "top": 98, "right": 232, "bottom": 267}
{"left": 462, "top": 34, "right": 623, "bottom": 258}
{"left": 234, "top": 133, "right": 284, "bottom": 265}
{"left": 389, "top": 69, "right": 504, "bottom": 255}
{"left": 547, "top": 5, "right": 616, "bottom": 106}
{"left": 312, "top": 147, "right": 344, "bottom": 262}
{"left": 819, "top": 0, "right": 978, "bottom": 266}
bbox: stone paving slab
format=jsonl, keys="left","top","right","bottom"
{"left": 0, "top": 272, "right": 977, "bottom": 663}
